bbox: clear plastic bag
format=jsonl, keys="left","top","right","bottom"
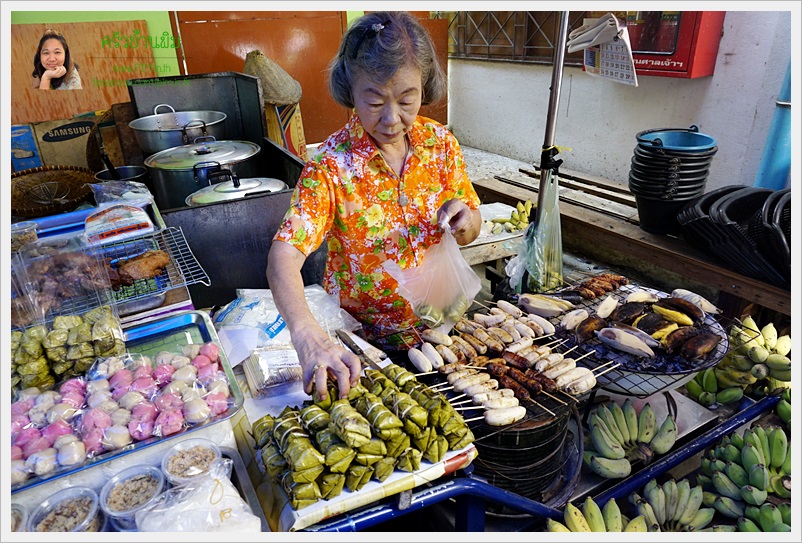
{"left": 383, "top": 229, "right": 481, "bottom": 334}
{"left": 509, "top": 172, "right": 563, "bottom": 293}
{"left": 89, "top": 180, "right": 154, "bottom": 205}
{"left": 135, "top": 458, "right": 262, "bottom": 532}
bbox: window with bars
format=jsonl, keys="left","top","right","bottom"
{"left": 436, "top": 11, "right": 602, "bottom": 65}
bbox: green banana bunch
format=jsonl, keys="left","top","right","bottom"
{"left": 583, "top": 401, "right": 678, "bottom": 479}
{"left": 724, "top": 316, "right": 791, "bottom": 391}
{"left": 776, "top": 387, "right": 791, "bottom": 428}
{"left": 686, "top": 365, "right": 745, "bottom": 407}
{"left": 630, "top": 478, "right": 711, "bottom": 532}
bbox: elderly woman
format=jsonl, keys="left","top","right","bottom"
{"left": 267, "top": 11, "right": 482, "bottom": 399}
{"left": 31, "top": 29, "right": 82, "bottom": 90}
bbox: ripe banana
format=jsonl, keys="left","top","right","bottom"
{"left": 581, "top": 497, "right": 606, "bottom": 532}
{"left": 773, "top": 334, "right": 791, "bottom": 356}
{"left": 635, "top": 499, "right": 660, "bottom": 531}
{"left": 765, "top": 353, "right": 791, "bottom": 371}
{"left": 750, "top": 363, "right": 769, "bottom": 379}
{"left": 652, "top": 304, "right": 693, "bottom": 326}
{"left": 760, "top": 322, "right": 778, "bottom": 349}
{"left": 546, "top": 518, "right": 571, "bottom": 532}
{"left": 748, "top": 345, "right": 769, "bottom": 364}
{"left": 649, "top": 414, "right": 677, "bottom": 455}
{"left": 602, "top": 497, "right": 622, "bottom": 532}
{"left": 564, "top": 502, "right": 591, "bottom": 532}
{"left": 590, "top": 456, "right": 632, "bottom": 478}
{"left": 741, "top": 316, "right": 764, "bottom": 346}
{"left": 623, "top": 515, "right": 648, "bottom": 532}
{"left": 637, "top": 402, "right": 656, "bottom": 444}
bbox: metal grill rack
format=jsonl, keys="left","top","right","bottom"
{"left": 535, "top": 282, "right": 729, "bottom": 398}
{"left": 101, "top": 227, "right": 210, "bottom": 306}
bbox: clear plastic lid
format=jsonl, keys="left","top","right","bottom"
{"left": 161, "top": 437, "right": 221, "bottom": 485}
{"left": 27, "top": 486, "right": 101, "bottom": 532}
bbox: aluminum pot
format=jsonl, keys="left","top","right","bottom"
{"left": 129, "top": 104, "right": 227, "bottom": 156}
{"left": 145, "top": 137, "right": 261, "bottom": 210}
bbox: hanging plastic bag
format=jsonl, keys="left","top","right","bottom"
{"left": 383, "top": 229, "right": 481, "bottom": 335}
{"left": 508, "top": 171, "right": 563, "bottom": 293}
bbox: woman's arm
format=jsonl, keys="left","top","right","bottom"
{"left": 266, "top": 240, "right": 361, "bottom": 399}
{"left": 437, "top": 199, "right": 482, "bottom": 245}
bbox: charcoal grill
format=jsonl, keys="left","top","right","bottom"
{"left": 534, "top": 282, "right": 729, "bottom": 398}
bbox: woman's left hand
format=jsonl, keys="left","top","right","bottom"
{"left": 437, "top": 198, "right": 482, "bottom": 245}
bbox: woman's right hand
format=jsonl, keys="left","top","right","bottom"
{"left": 42, "top": 65, "right": 67, "bottom": 80}
{"left": 293, "top": 326, "right": 362, "bottom": 400}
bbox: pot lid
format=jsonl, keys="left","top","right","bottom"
{"left": 185, "top": 177, "right": 289, "bottom": 205}
{"left": 144, "top": 139, "right": 260, "bottom": 170}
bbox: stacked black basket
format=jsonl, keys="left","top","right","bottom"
{"left": 628, "top": 125, "right": 718, "bottom": 235}
{"left": 678, "top": 186, "right": 791, "bottom": 287}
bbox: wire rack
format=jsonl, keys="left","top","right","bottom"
{"left": 529, "top": 282, "right": 730, "bottom": 398}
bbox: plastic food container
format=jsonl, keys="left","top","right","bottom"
{"left": 11, "top": 221, "right": 38, "bottom": 253}
{"left": 161, "top": 437, "right": 221, "bottom": 486}
{"left": 27, "top": 486, "right": 103, "bottom": 532}
{"left": 11, "top": 503, "right": 27, "bottom": 532}
{"left": 100, "top": 464, "right": 165, "bottom": 531}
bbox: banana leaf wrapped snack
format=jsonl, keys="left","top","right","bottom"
{"left": 42, "top": 328, "right": 68, "bottom": 349}
{"left": 438, "top": 402, "right": 467, "bottom": 435}
{"left": 381, "top": 363, "right": 417, "bottom": 387}
{"left": 384, "top": 431, "right": 411, "bottom": 458}
{"left": 281, "top": 470, "right": 321, "bottom": 510}
{"left": 411, "top": 425, "right": 437, "bottom": 453}
{"left": 353, "top": 392, "right": 403, "bottom": 440}
{"left": 90, "top": 309, "right": 126, "bottom": 357}
{"left": 273, "top": 411, "right": 326, "bottom": 481}
{"left": 53, "top": 314, "right": 83, "bottom": 330}
{"left": 329, "top": 399, "right": 372, "bottom": 448}
{"left": 396, "top": 447, "right": 423, "bottom": 473}
{"left": 314, "top": 428, "right": 356, "bottom": 474}
{"left": 300, "top": 404, "right": 331, "bottom": 434}
{"left": 345, "top": 463, "right": 373, "bottom": 492}
{"left": 355, "top": 437, "right": 386, "bottom": 466}
{"left": 384, "top": 390, "right": 428, "bottom": 437}
{"left": 404, "top": 381, "right": 446, "bottom": 427}
{"left": 372, "top": 456, "right": 396, "bottom": 482}
{"left": 252, "top": 414, "right": 276, "bottom": 449}
{"left": 362, "top": 368, "right": 395, "bottom": 396}
{"left": 67, "top": 342, "right": 94, "bottom": 360}
{"left": 444, "top": 425, "right": 475, "bottom": 451}
{"left": 318, "top": 472, "right": 346, "bottom": 500}
{"left": 423, "top": 435, "right": 449, "bottom": 463}
{"left": 67, "top": 322, "right": 92, "bottom": 345}
{"left": 261, "top": 439, "right": 289, "bottom": 483}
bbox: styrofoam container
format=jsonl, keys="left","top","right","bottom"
{"left": 27, "top": 486, "right": 102, "bottom": 532}
{"left": 161, "top": 437, "right": 221, "bottom": 486}
{"left": 100, "top": 464, "right": 165, "bottom": 531}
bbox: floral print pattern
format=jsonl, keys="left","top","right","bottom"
{"left": 274, "top": 113, "right": 480, "bottom": 342}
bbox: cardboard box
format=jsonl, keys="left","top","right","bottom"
{"left": 31, "top": 112, "right": 99, "bottom": 169}
{"left": 11, "top": 124, "right": 43, "bottom": 172}
{"left": 265, "top": 102, "right": 308, "bottom": 162}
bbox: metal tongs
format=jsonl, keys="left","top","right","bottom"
{"left": 335, "top": 329, "right": 382, "bottom": 370}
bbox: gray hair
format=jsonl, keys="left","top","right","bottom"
{"left": 328, "top": 11, "right": 446, "bottom": 109}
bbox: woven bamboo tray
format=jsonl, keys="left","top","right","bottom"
{"left": 11, "top": 166, "right": 95, "bottom": 218}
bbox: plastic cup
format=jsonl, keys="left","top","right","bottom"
{"left": 11, "top": 503, "right": 28, "bottom": 532}
{"left": 27, "top": 486, "right": 102, "bottom": 532}
{"left": 100, "top": 464, "right": 165, "bottom": 531}
{"left": 161, "top": 437, "right": 221, "bottom": 486}
{"left": 11, "top": 221, "right": 38, "bottom": 253}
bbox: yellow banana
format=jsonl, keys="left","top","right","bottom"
{"left": 546, "top": 519, "right": 571, "bottom": 532}
{"left": 602, "top": 498, "right": 622, "bottom": 532}
{"left": 564, "top": 502, "right": 591, "bottom": 532}
{"left": 652, "top": 305, "right": 693, "bottom": 326}
{"left": 581, "top": 497, "right": 606, "bottom": 532}
{"left": 623, "top": 515, "right": 648, "bottom": 532}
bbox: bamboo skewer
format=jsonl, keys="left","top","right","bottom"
{"left": 527, "top": 399, "right": 556, "bottom": 417}
{"left": 454, "top": 405, "right": 485, "bottom": 411}
{"left": 593, "top": 363, "right": 621, "bottom": 379}
{"left": 413, "top": 371, "right": 438, "bottom": 377}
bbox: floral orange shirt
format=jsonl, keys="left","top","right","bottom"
{"left": 273, "top": 113, "right": 481, "bottom": 343}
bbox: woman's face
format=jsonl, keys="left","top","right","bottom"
{"left": 352, "top": 63, "right": 422, "bottom": 148}
{"left": 39, "top": 38, "right": 65, "bottom": 70}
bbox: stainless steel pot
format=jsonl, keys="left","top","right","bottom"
{"left": 129, "top": 104, "right": 227, "bottom": 156}
{"left": 145, "top": 137, "right": 261, "bottom": 210}
{"left": 185, "top": 175, "right": 288, "bottom": 206}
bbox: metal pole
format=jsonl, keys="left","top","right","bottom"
{"left": 535, "top": 10, "right": 569, "bottom": 221}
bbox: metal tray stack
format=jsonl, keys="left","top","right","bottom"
{"left": 677, "top": 186, "right": 790, "bottom": 287}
